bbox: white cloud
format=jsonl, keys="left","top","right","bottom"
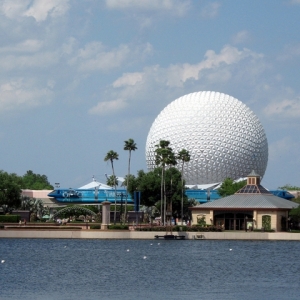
{"left": 264, "top": 98, "right": 300, "bottom": 118}
{"left": 113, "top": 72, "right": 144, "bottom": 88}
{"left": 0, "top": 0, "right": 70, "bottom": 22}
{"left": 74, "top": 42, "right": 130, "bottom": 71}
{"left": 70, "top": 42, "right": 152, "bottom": 72}
{"left": 108, "top": 45, "right": 266, "bottom": 109}
{"left": 277, "top": 43, "right": 300, "bottom": 61}
{"left": 105, "top": 0, "right": 190, "bottom": 16}
{"left": 0, "top": 51, "right": 59, "bottom": 71}
{"left": 88, "top": 99, "right": 127, "bottom": 115}
{"left": 290, "top": 0, "right": 300, "bottom": 4}
{"left": 268, "top": 137, "right": 298, "bottom": 162}
{"left": 232, "top": 31, "right": 251, "bottom": 45}
{"left": 0, "top": 79, "right": 52, "bottom": 113}
{"left": 0, "top": 0, "right": 30, "bottom": 19}
{"left": 164, "top": 45, "right": 263, "bottom": 87}
{"left": 201, "top": 2, "right": 221, "bottom": 19}
{"left": 62, "top": 37, "right": 77, "bottom": 55}
{"left": 0, "top": 39, "right": 43, "bottom": 53}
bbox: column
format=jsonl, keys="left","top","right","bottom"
{"left": 101, "top": 201, "right": 111, "bottom": 230}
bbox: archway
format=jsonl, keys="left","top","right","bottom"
{"left": 52, "top": 205, "right": 96, "bottom": 220}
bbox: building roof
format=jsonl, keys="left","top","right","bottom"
{"left": 193, "top": 170, "right": 299, "bottom": 210}
{"left": 247, "top": 169, "right": 261, "bottom": 177}
{"left": 78, "top": 181, "right": 112, "bottom": 190}
{"left": 235, "top": 184, "right": 270, "bottom": 194}
{"left": 194, "top": 194, "right": 299, "bottom": 210}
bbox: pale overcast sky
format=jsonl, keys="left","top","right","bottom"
{"left": 0, "top": 0, "right": 299, "bottom": 189}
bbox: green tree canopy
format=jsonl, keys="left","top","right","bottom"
{"left": 289, "top": 205, "right": 300, "bottom": 222}
{"left": 106, "top": 175, "right": 118, "bottom": 187}
{"left": 0, "top": 169, "right": 53, "bottom": 213}
{"left": 22, "top": 170, "right": 53, "bottom": 189}
{"left": 218, "top": 178, "right": 247, "bottom": 197}
{"left": 0, "top": 170, "right": 22, "bottom": 212}
{"left": 278, "top": 184, "right": 300, "bottom": 191}
{"left": 127, "top": 167, "right": 190, "bottom": 218}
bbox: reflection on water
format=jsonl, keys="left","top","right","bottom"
{"left": 0, "top": 239, "right": 300, "bottom": 300}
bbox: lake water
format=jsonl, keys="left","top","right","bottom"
{"left": 0, "top": 239, "right": 300, "bottom": 300}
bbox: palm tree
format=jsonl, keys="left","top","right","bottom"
{"left": 104, "top": 150, "right": 119, "bottom": 224}
{"left": 124, "top": 139, "right": 137, "bottom": 222}
{"left": 106, "top": 175, "right": 118, "bottom": 188}
{"left": 155, "top": 140, "right": 175, "bottom": 225}
{"left": 177, "top": 149, "right": 190, "bottom": 225}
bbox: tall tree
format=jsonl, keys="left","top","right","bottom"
{"left": 124, "top": 138, "right": 137, "bottom": 222}
{"left": 104, "top": 150, "right": 119, "bottom": 224}
{"left": 0, "top": 170, "right": 21, "bottom": 213}
{"left": 177, "top": 149, "right": 191, "bottom": 225}
{"left": 129, "top": 167, "right": 190, "bottom": 219}
{"left": 155, "top": 140, "right": 175, "bottom": 225}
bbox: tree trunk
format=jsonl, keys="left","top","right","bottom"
{"left": 111, "top": 161, "right": 117, "bottom": 224}
{"left": 125, "top": 151, "right": 131, "bottom": 223}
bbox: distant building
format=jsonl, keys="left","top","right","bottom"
{"left": 21, "top": 190, "right": 65, "bottom": 215}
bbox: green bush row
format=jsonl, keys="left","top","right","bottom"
{"left": 0, "top": 215, "right": 21, "bottom": 223}
{"left": 253, "top": 229, "right": 275, "bottom": 232}
{"left": 108, "top": 224, "right": 129, "bottom": 230}
{"left": 90, "top": 225, "right": 101, "bottom": 229}
{"left": 135, "top": 225, "right": 223, "bottom": 232}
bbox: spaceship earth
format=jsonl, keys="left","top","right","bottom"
{"left": 145, "top": 91, "right": 268, "bottom": 185}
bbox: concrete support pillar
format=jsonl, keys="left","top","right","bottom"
{"left": 101, "top": 201, "right": 111, "bottom": 230}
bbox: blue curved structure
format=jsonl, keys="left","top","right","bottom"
{"left": 186, "top": 189, "right": 295, "bottom": 203}
{"left": 48, "top": 188, "right": 294, "bottom": 204}
{"left": 269, "top": 190, "right": 295, "bottom": 201}
{"left": 48, "top": 188, "right": 133, "bottom": 204}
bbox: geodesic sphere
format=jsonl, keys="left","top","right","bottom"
{"left": 145, "top": 91, "right": 268, "bottom": 185}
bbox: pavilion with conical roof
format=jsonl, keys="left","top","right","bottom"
{"left": 190, "top": 171, "right": 298, "bottom": 231}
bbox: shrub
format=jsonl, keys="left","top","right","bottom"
{"left": 108, "top": 224, "right": 129, "bottom": 230}
{"left": 0, "top": 215, "right": 21, "bottom": 223}
{"left": 253, "top": 229, "right": 275, "bottom": 233}
{"left": 30, "top": 212, "right": 37, "bottom": 222}
{"left": 94, "top": 213, "right": 101, "bottom": 223}
{"left": 134, "top": 225, "right": 223, "bottom": 232}
{"left": 197, "top": 216, "right": 206, "bottom": 227}
{"left": 262, "top": 215, "right": 271, "bottom": 230}
{"left": 90, "top": 225, "right": 101, "bottom": 229}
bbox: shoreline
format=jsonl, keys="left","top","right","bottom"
{"left": 1, "top": 229, "right": 300, "bottom": 240}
